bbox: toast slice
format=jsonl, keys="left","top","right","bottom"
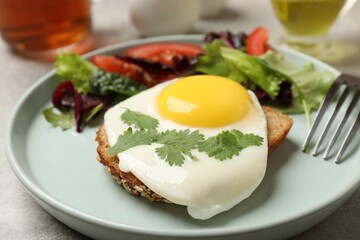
{"left": 95, "top": 106, "right": 293, "bottom": 203}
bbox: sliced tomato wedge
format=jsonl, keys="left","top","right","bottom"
{"left": 124, "top": 42, "right": 203, "bottom": 69}
{"left": 90, "top": 55, "right": 154, "bottom": 87}
{"left": 246, "top": 27, "right": 269, "bottom": 56}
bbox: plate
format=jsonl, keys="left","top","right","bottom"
{"left": 5, "top": 35, "right": 360, "bottom": 240}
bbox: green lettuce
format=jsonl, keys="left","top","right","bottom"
{"left": 220, "top": 47, "right": 288, "bottom": 100}
{"left": 55, "top": 52, "right": 146, "bottom": 97}
{"left": 196, "top": 41, "right": 333, "bottom": 115}
{"left": 196, "top": 40, "right": 288, "bottom": 99}
{"left": 196, "top": 40, "right": 247, "bottom": 84}
{"left": 55, "top": 52, "right": 95, "bottom": 93}
{"left": 42, "top": 107, "right": 75, "bottom": 130}
{"left": 260, "top": 51, "right": 333, "bottom": 113}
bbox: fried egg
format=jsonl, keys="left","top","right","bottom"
{"left": 104, "top": 75, "right": 268, "bottom": 220}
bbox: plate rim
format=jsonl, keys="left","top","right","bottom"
{"left": 5, "top": 34, "right": 360, "bottom": 238}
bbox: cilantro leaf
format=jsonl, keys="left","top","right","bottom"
{"left": 155, "top": 129, "right": 204, "bottom": 166}
{"left": 198, "top": 130, "right": 263, "bottom": 160}
{"left": 121, "top": 109, "right": 159, "bottom": 130}
{"left": 42, "top": 107, "right": 75, "bottom": 130}
{"left": 155, "top": 145, "right": 187, "bottom": 166}
{"left": 107, "top": 128, "right": 158, "bottom": 154}
{"left": 110, "top": 110, "right": 263, "bottom": 166}
{"left": 231, "top": 130, "right": 264, "bottom": 148}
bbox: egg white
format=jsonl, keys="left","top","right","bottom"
{"left": 104, "top": 80, "right": 268, "bottom": 220}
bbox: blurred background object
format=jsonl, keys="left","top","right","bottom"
{"left": 199, "top": 0, "right": 227, "bottom": 18}
{"left": 130, "top": 0, "right": 199, "bottom": 37}
{"left": 0, "top": 0, "right": 93, "bottom": 60}
{"left": 270, "top": 0, "right": 358, "bottom": 59}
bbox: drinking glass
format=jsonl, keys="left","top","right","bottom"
{"left": 0, "top": 0, "right": 93, "bottom": 61}
{"left": 271, "top": 0, "right": 358, "bottom": 58}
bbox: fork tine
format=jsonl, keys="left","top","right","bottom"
{"left": 302, "top": 77, "right": 343, "bottom": 152}
{"left": 323, "top": 90, "right": 360, "bottom": 159}
{"left": 335, "top": 110, "right": 360, "bottom": 163}
{"left": 312, "top": 86, "right": 351, "bottom": 156}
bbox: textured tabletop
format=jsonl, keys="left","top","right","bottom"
{"left": 1, "top": 0, "right": 359, "bottom": 239}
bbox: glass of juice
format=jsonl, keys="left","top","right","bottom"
{"left": 0, "top": 0, "right": 93, "bottom": 61}
{"left": 271, "top": 0, "right": 357, "bottom": 58}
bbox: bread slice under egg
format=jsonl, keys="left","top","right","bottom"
{"left": 95, "top": 106, "right": 293, "bottom": 203}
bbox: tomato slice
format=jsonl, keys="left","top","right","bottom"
{"left": 246, "top": 27, "right": 269, "bottom": 56}
{"left": 91, "top": 55, "right": 153, "bottom": 86}
{"left": 124, "top": 42, "right": 203, "bottom": 68}
{"left": 125, "top": 42, "right": 203, "bottom": 58}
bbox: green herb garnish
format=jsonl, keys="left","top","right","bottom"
{"left": 108, "top": 109, "right": 264, "bottom": 166}
{"left": 107, "top": 128, "right": 158, "bottom": 154}
{"left": 121, "top": 108, "right": 159, "bottom": 130}
{"left": 198, "top": 130, "right": 264, "bottom": 160}
{"left": 155, "top": 129, "right": 204, "bottom": 166}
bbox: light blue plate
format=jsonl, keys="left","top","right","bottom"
{"left": 5, "top": 35, "right": 360, "bottom": 240}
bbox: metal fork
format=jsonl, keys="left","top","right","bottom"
{"left": 302, "top": 73, "right": 360, "bottom": 163}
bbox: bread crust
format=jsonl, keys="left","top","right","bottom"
{"left": 262, "top": 106, "right": 293, "bottom": 152}
{"left": 96, "top": 125, "right": 170, "bottom": 203}
{"left": 95, "top": 106, "right": 293, "bottom": 203}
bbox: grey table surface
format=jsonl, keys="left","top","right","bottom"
{"left": 1, "top": 0, "right": 359, "bottom": 239}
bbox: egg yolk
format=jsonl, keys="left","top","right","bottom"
{"left": 156, "top": 75, "right": 252, "bottom": 127}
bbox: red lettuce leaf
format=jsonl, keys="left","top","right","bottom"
{"left": 52, "top": 80, "right": 107, "bottom": 132}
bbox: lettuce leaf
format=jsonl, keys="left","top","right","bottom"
{"left": 261, "top": 51, "right": 333, "bottom": 113}
{"left": 196, "top": 41, "right": 286, "bottom": 99}
{"left": 55, "top": 52, "right": 95, "bottom": 93}
{"left": 196, "top": 41, "right": 332, "bottom": 115}
{"left": 220, "top": 47, "right": 287, "bottom": 100}
{"left": 42, "top": 107, "right": 75, "bottom": 130}
{"left": 196, "top": 40, "right": 247, "bottom": 84}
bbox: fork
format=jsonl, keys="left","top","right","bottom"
{"left": 302, "top": 73, "right": 360, "bottom": 163}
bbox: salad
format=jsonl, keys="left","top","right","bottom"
{"left": 42, "top": 27, "right": 333, "bottom": 132}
